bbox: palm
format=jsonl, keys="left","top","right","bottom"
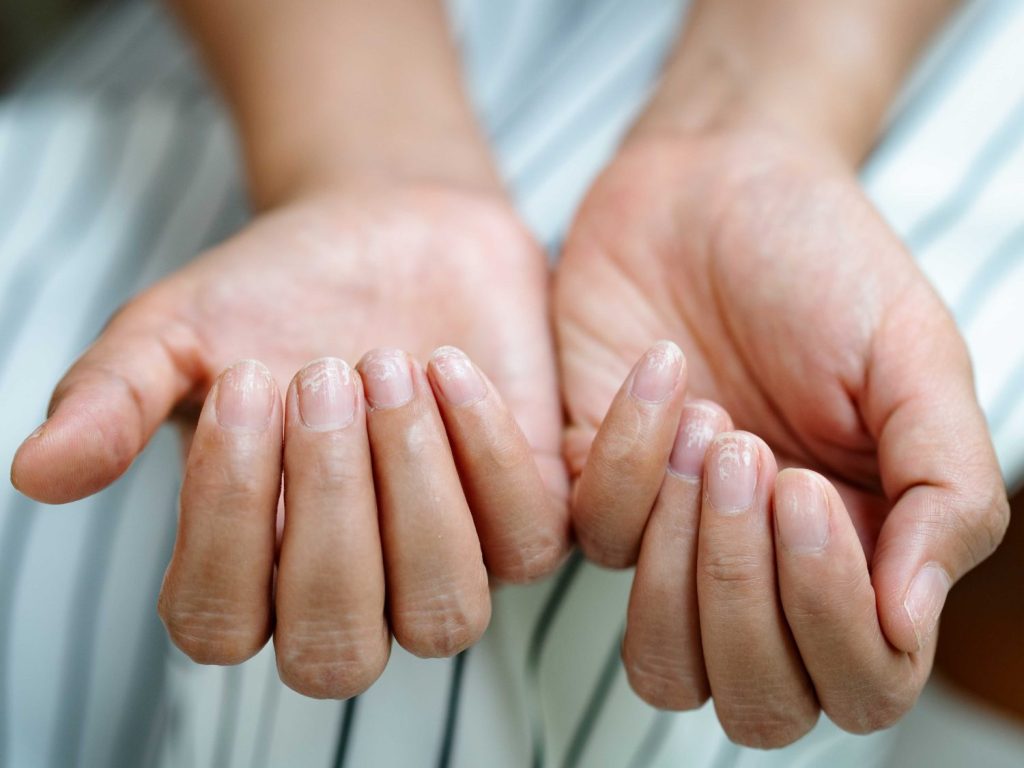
{"left": 556, "top": 134, "right": 960, "bottom": 548}
{"left": 139, "top": 184, "right": 563, "bottom": 483}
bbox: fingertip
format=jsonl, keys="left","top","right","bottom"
{"left": 356, "top": 347, "right": 416, "bottom": 410}
{"left": 877, "top": 561, "right": 951, "bottom": 655}
{"left": 628, "top": 340, "right": 686, "bottom": 405}
{"left": 427, "top": 346, "right": 488, "bottom": 407}
{"left": 702, "top": 430, "right": 776, "bottom": 514}
{"left": 773, "top": 468, "right": 832, "bottom": 555}
{"left": 288, "top": 357, "right": 360, "bottom": 431}
{"left": 10, "top": 406, "right": 135, "bottom": 504}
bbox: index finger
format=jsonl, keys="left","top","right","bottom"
{"left": 571, "top": 341, "right": 688, "bottom": 568}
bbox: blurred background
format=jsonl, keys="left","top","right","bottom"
{"left": 0, "top": 0, "right": 1021, "bottom": 766}
{"left": 0, "top": 0, "right": 101, "bottom": 88}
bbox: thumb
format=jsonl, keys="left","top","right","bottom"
{"left": 866, "top": 297, "right": 1009, "bottom": 654}
{"left": 10, "top": 300, "right": 204, "bottom": 503}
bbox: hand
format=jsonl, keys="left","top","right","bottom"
{"left": 11, "top": 182, "right": 569, "bottom": 696}
{"left": 554, "top": 131, "right": 1009, "bottom": 745}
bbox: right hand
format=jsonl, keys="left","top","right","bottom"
{"left": 10, "top": 181, "right": 569, "bottom": 697}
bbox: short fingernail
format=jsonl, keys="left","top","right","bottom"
{"left": 630, "top": 340, "right": 683, "bottom": 403}
{"left": 296, "top": 358, "right": 357, "bottom": 430}
{"left": 430, "top": 346, "right": 486, "bottom": 406}
{"left": 904, "top": 563, "right": 951, "bottom": 650}
{"left": 216, "top": 360, "right": 275, "bottom": 431}
{"left": 776, "top": 470, "right": 830, "bottom": 553}
{"left": 360, "top": 348, "right": 414, "bottom": 410}
{"left": 706, "top": 433, "right": 758, "bottom": 513}
{"left": 668, "top": 404, "right": 721, "bottom": 479}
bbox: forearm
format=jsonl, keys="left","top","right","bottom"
{"left": 633, "top": 0, "right": 958, "bottom": 165}
{"left": 170, "top": 0, "right": 497, "bottom": 208}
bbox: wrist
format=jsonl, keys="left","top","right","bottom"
{"left": 628, "top": 0, "right": 954, "bottom": 169}
{"left": 245, "top": 119, "right": 501, "bottom": 211}
{"left": 628, "top": 64, "right": 863, "bottom": 170}
{"left": 173, "top": 0, "right": 502, "bottom": 210}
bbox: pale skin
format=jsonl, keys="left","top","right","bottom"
{"left": 9, "top": 0, "right": 1011, "bottom": 748}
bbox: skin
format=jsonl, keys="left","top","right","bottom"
{"left": 7, "top": 0, "right": 1011, "bottom": 747}
{"left": 558, "top": 0, "right": 1009, "bottom": 748}
{"left": 11, "top": 0, "right": 569, "bottom": 698}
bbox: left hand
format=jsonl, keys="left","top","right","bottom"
{"left": 554, "top": 129, "right": 1009, "bottom": 746}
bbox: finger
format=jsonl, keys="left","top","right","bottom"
{"left": 157, "top": 360, "right": 281, "bottom": 665}
{"left": 275, "top": 358, "right": 390, "bottom": 699}
{"left": 623, "top": 400, "right": 731, "bottom": 710}
{"left": 697, "top": 432, "right": 818, "bottom": 748}
{"left": 10, "top": 297, "right": 203, "bottom": 503}
{"left": 427, "top": 346, "right": 569, "bottom": 583}
{"left": 864, "top": 297, "right": 1010, "bottom": 653}
{"left": 572, "top": 340, "right": 687, "bottom": 567}
{"left": 357, "top": 348, "right": 490, "bottom": 658}
{"left": 774, "top": 469, "right": 929, "bottom": 733}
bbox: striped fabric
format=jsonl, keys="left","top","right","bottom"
{"left": 0, "top": 0, "right": 1021, "bottom": 766}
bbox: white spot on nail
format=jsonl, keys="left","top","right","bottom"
{"left": 716, "top": 436, "right": 753, "bottom": 480}
{"left": 646, "top": 341, "right": 682, "bottom": 372}
{"left": 685, "top": 419, "right": 715, "bottom": 449}
{"left": 299, "top": 359, "right": 351, "bottom": 393}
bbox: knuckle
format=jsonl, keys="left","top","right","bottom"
{"left": 392, "top": 591, "right": 490, "bottom": 658}
{"left": 276, "top": 620, "right": 389, "bottom": 699}
{"left": 490, "top": 533, "right": 567, "bottom": 584}
{"left": 699, "top": 551, "right": 765, "bottom": 591}
{"left": 826, "top": 678, "right": 919, "bottom": 734}
{"left": 483, "top": 430, "right": 533, "bottom": 472}
{"left": 622, "top": 645, "right": 709, "bottom": 711}
{"left": 594, "top": 430, "right": 650, "bottom": 477}
{"left": 157, "top": 590, "right": 268, "bottom": 665}
{"left": 980, "top": 487, "right": 1011, "bottom": 554}
{"left": 718, "top": 703, "right": 818, "bottom": 749}
{"left": 575, "top": 526, "right": 637, "bottom": 569}
{"left": 183, "top": 459, "right": 269, "bottom": 511}
{"left": 783, "top": 571, "right": 874, "bottom": 626}
{"left": 942, "top": 482, "right": 1011, "bottom": 567}
{"left": 305, "top": 450, "right": 364, "bottom": 492}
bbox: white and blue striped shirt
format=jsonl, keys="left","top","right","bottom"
{"left": 1, "top": 1, "right": 1022, "bottom": 766}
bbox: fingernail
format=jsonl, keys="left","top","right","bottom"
{"left": 24, "top": 422, "right": 47, "bottom": 442}
{"left": 296, "top": 358, "right": 357, "bottom": 430}
{"left": 630, "top": 341, "right": 683, "bottom": 403}
{"left": 776, "top": 471, "right": 830, "bottom": 552}
{"left": 430, "top": 346, "right": 486, "bottom": 406}
{"left": 360, "top": 348, "right": 414, "bottom": 410}
{"left": 668, "top": 404, "right": 720, "bottom": 479}
{"left": 216, "top": 360, "right": 274, "bottom": 431}
{"left": 706, "top": 433, "right": 758, "bottom": 513}
{"left": 904, "top": 563, "right": 951, "bottom": 650}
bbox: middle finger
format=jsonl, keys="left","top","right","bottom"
{"left": 697, "top": 432, "right": 818, "bottom": 748}
{"left": 358, "top": 348, "right": 491, "bottom": 658}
